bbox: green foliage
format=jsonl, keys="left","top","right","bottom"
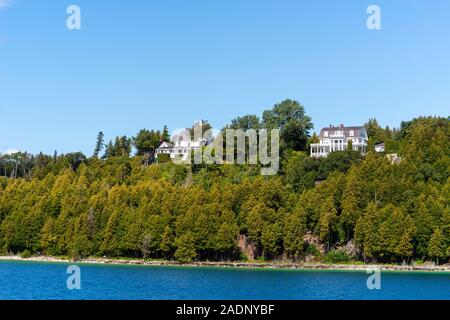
{"left": 157, "top": 154, "right": 171, "bottom": 164}
{"left": 93, "top": 131, "right": 105, "bottom": 158}
{"left": 365, "top": 118, "right": 390, "bottom": 145}
{"left": 355, "top": 204, "right": 416, "bottom": 262}
{"left": 305, "top": 244, "right": 321, "bottom": 257}
{"left": 262, "top": 99, "right": 313, "bottom": 152}
{"left": 284, "top": 207, "right": 307, "bottom": 259}
{"left": 282, "top": 150, "right": 361, "bottom": 192}
{"left": 104, "top": 136, "right": 133, "bottom": 158}
{"left": 20, "top": 249, "right": 32, "bottom": 258}
{"left": 428, "top": 228, "right": 446, "bottom": 264}
{"left": 0, "top": 115, "right": 448, "bottom": 265}
{"left": 175, "top": 233, "right": 197, "bottom": 263}
{"left": 162, "top": 125, "right": 171, "bottom": 142}
{"left": 324, "top": 250, "right": 351, "bottom": 263}
{"left": 226, "top": 114, "right": 261, "bottom": 131}
{"left": 133, "top": 129, "right": 162, "bottom": 156}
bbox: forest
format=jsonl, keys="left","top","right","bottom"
{"left": 0, "top": 99, "right": 449, "bottom": 264}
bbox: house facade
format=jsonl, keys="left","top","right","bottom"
{"left": 310, "top": 125, "right": 368, "bottom": 158}
{"left": 374, "top": 143, "right": 385, "bottom": 153}
{"left": 155, "top": 131, "right": 207, "bottom": 162}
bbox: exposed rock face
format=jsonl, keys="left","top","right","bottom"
{"left": 238, "top": 235, "right": 256, "bottom": 260}
{"left": 336, "top": 240, "right": 358, "bottom": 258}
{"left": 303, "top": 232, "right": 325, "bottom": 255}
{"left": 304, "top": 254, "right": 317, "bottom": 263}
{"left": 386, "top": 153, "right": 402, "bottom": 164}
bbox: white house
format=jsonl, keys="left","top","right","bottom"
{"left": 374, "top": 143, "right": 385, "bottom": 153}
{"left": 310, "top": 125, "right": 368, "bottom": 158}
{"left": 155, "top": 130, "right": 208, "bottom": 162}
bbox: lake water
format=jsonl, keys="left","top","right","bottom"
{"left": 1, "top": 261, "right": 449, "bottom": 300}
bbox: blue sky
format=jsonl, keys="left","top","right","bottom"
{"left": 0, "top": 0, "right": 449, "bottom": 155}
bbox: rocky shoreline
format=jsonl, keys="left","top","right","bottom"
{"left": 1, "top": 255, "right": 450, "bottom": 272}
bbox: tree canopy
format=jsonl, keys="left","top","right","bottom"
{"left": 0, "top": 109, "right": 448, "bottom": 265}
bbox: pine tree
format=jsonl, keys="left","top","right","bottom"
{"left": 100, "top": 210, "right": 121, "bottom": 256}
{"left": 261, "top": 223, "right": 282, "bottom": 258}
{"left": 162, "top": 125, "right": 171, "bottom": 142}
{"left": 160, "top": 226, "right": 174, "bottom": 258}
{"left": 174, "top": 233, "right": 197, "bottom": 263}
{"left": 103, "top": 141, "right": 114, "bottom": 159}
{"left": 93, "top": 131, "right": 105, "bottom": 158}
{"left": 284, "top": 208, "right": 306, "bottom": 260}
{"left": 318, "top": 196, "right": 338, "bottom": 250}
{"left": 215, "top": 222, "right": 239, "bottom": 259}
{"left": 428, "top": 228, "right": 446, "bottom": 265}
{"left": 341, "top": 167, "right": 362, "bottom": 240}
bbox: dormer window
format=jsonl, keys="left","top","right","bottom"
{"left": 324, "top": 131, "right": 329, "bottom": 137}
{"left": 349, "top": 130, "right": 354, "bottom": 137}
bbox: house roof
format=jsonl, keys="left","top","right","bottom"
{"left": 318, "top": 125, "right": 367, "bottom": 139}
{"left": 157, "top": 141, "right": 174, "bottom": 149}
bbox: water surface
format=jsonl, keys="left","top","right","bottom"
{"left": 1, "top": 261, "right": 449, "bottom": 300}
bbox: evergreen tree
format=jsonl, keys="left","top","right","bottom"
{"left": 428, "top": 228, "right": 446, "bottom": 264}
{"left": 174, "top": 233, "right": 197, "bottom": 263}
{"left": 160, "top": 226, "right": 174, "bottom": 258}
{"left": 162, "top": 125, "right": 171, "bottom": 142}
{"left": 284, "top": 208, "right": 307, "bottom": 260}
{"left": 103, "top": 141, "right": 114, "bottom": 159}
{"left": 318, "top": 196, "right": 338, "bottom": 250}
{"left": 93, "top": 131, "right": 105, "bottom": 158}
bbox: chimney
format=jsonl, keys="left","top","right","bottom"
{"left": 340, "top": 124, "right": 344, "bottom": 128}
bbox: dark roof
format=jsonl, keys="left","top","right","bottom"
{"left": 157, "top": 142, "right": 174, "bottom": 149}
{"left": 318, "top": 126, "right": 367, "bottom": 139}
{"left": 172, "top": 130, "right": 191, "bottom": 142}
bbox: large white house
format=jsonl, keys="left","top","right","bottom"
{"left": 310, "top": 125, "right": 368, "bottom": 158}
{"left": 155, "top": 130, "right": 208, "bottom": 162}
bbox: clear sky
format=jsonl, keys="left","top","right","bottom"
{"left": 0, "top": 0, "right": 449, "bottom": 155}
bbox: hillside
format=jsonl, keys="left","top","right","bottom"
{"left": 0, "top": 108, "right": 449, "bottom": 265}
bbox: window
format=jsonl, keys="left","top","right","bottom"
{"left": 324, "top": 131, "right": 328, "bottom": 137}
{"left": 349, "top": 130, "right": 354, "bottom": 137}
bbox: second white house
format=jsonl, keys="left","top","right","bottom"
{"left": 310, "top": 124, "right": 368, "bottom": 158}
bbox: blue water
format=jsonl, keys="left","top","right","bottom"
{"left": 1, "top": 261, "right": 449, "bottom": 300}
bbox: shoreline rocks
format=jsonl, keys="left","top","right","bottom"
{"left": 1, "top": 255, "right": 449, "bottom": 272}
